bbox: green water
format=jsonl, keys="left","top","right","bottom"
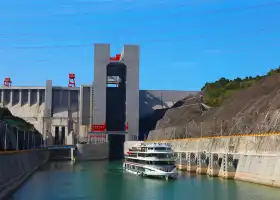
{"left": 8, "top": 161, "right": 280, "bottom": 200}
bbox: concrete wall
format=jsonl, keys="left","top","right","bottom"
{"left": 139, "top": 90, "right": 198, "bottom": 118}
{"left": 123, "top": 45, "right": 140, "bottom": 140}
{"left": 51, "top": 87, "right": 79, "bottom": 139}
{"left": 93, "top": 44, "right": 109, "bottom": 127}
{"left": 145, "top": 135, "right": 280, "bottom": 187}
{"left": 0, "top": 150, "right": 49, "bottom": 199}
{"left": 75, "top": 143, "right": 109, "bottom": 161}
{"left": 0, "top": 86, "right": 196, "bottom": 141}
{"left": 0, "top": 88, "right": 46, "bottom": 134}
{"left": 80, "top": 86, "right": 91, "bottom": 126}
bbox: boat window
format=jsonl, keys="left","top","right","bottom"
{"left": 154, "top": 147, "right": 167, "bottom": 150}
{"left": 148, "top": 148, "right": 153, "bottom": 150}
{"left": 151, "top": 161, "right": 175, "bottom": 165}
{"left": 140, "top": 147, "right": 147, "bottom": 152}
{"left": 155, "top": 153, "right": 173, "bottom": 158}
{"left": 138, "top": 160, "right": 147, "bottom": 164}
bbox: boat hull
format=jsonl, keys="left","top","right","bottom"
{"left": 123, "top": 163, "right": 178, "bottom": 180}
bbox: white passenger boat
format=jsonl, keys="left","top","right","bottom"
{"left": 123, "top": 142, "right": 178, "bottom": 180}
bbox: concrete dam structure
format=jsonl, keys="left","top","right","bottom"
{"left": 140, "top": 133, "right": 280, "bottom": 187}
{"left": 0, "top": 44, "right": 197, "bottom": 159}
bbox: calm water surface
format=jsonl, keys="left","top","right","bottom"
{"left": 9, "top": 161, "right": 280, "bottom": 200}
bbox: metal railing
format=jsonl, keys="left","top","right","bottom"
{"left": 77, "top": 134, "right": 108, "bottom": 144}
{"left": 0, "top": 120, "right": 44, "bottom": 151}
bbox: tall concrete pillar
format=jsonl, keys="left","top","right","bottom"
{"left": 207, "top": 153, "right": 220, "bottom": 176}
{"left": 37, "top": 89, "right": 40, "bottom": 104}
{"left": 93, "top": 44, "right": 139, "bottom": 141}
{"left": 123, "top": 45, "right": 140, "bottom": 141}
{"left": 79, "top": 86, "right": 84, "bottom": 138}
{"left": 93, "top": 44, "right": 109, "bottom": 126}
{"left": 177, "top": 152, "right": 187, "bottom": 170}
{"left": 0, "top": 90, "right": 3, "bottom": 103}
{"left": 68, "top": 90, "right": 71, "bottom": 108}
{"left": 19, "top": 90, "right": 23, "bottom": 106}
{"left": 196, "top": 152, "right": 208, "bottom": 174}
{"left": 218, "top": 153, "right": 236, "bottom": 179}
{"left": 44, "top": 80, "right": 53, "bottom": 144}
{"left": 1, "top": 90, "right": 5, "bottom": 104}
{"left": 79, "top": 86, "right": 84, "bottom": 124}
{"left": 27, "top": 89, "right": 31, "bottom": 106}
{"left": 90, "top": 85, "right": 94, "bottom": 128}
{"left": 10, "top": 90, "right": 14, "bottom": 105}
{"left": 187, "top": 152, "right": 197, "bottom": 172}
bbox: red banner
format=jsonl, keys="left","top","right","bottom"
{"left": 91, "top": 123, "right": 106, "bottom": 132}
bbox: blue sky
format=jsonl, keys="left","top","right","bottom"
{"left": 0, "top": 0, "right": 279, "bottom": 91}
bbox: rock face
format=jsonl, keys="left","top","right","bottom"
{"left": 148, "top": 74, "right": 280, "bottom": 140}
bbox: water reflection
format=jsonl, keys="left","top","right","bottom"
{"left": 8, "top": 161, "right": 280, "bottom": 200}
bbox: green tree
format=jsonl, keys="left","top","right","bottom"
{"left": 201, "top": 66, "right": 280, "bottom": 107}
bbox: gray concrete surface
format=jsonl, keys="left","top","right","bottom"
{"left": 93, "top": 44, "right": 140, "bottom": 140}
{"left": 139, "top": 135, "right": 280, "bottom": 187}
{"left": 0, "top": 150, "right": 50, "bottom": 200}
{"left": 0, "top": 86, "right": 196, "bottom": 140}
{"left": 75, "top": 143, "right": 109, "bottom": 161}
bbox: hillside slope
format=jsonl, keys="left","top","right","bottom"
{"left": 148, "top": 74, "right": 280, "bottom": 140}
{"left": 0, "top": 107, "right": 37, "bottom": 132}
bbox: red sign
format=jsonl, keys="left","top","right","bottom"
{"left": 110, "top": 54, "right": 121, "bottom": 61}
{"left": 91, "top": 122, "right": 106, "bottom": 132}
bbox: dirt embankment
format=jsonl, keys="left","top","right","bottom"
{"left": 147, "top": 74, "right": 280, "bottom": 140}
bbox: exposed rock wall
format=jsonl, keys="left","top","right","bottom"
{"left": 148, "top": 74, "right": 280, "bottom": 140}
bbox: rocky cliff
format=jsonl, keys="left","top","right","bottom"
{"left": 147, "top": 74, "right": 280, "bottom": 140}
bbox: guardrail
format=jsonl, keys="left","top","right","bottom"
{"left": 77, "top": 134, "right": 108, "bottom": 144}
{"left": 0, "top": 120, "right": 44, "bottom": 151}
{"left": 146, "top": 132, "right": 280, "bottom": 142}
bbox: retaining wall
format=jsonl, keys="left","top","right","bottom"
{"left": 145, "top": 134, "right": 280, "bottom": 187}
{"left": 0, "top": 150, "right": 50, "bottom": 200}
{"left": 75, "top": 143, "right": 109, "bottom": 161}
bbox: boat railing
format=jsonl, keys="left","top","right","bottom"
{"left": 137, "top": 155, "right": 177, "bottom": 160}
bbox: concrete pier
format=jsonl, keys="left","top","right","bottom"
{"left": 143, "top": 134, "right": 280, "bottom": 188}
{"left": 196, "top": 152, "right": 208, "bottom": 174}
{"left": 207, "top": 153, "right": 220, "bottom": 177}
{"left": 177, "top": 152, "right": 188, "bottom": 170}
{"left": 187, "top": 152, "right": 197, "bottom": 172}
{"left": 218, "top": 153, "right": 236, "bottom": 179}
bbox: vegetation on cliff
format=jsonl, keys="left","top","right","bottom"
{"left": 0, "top": 107, "right": 37, "bottom": 132}
{"left": 201, "top": 66, "right": 280, "bottom": 107}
